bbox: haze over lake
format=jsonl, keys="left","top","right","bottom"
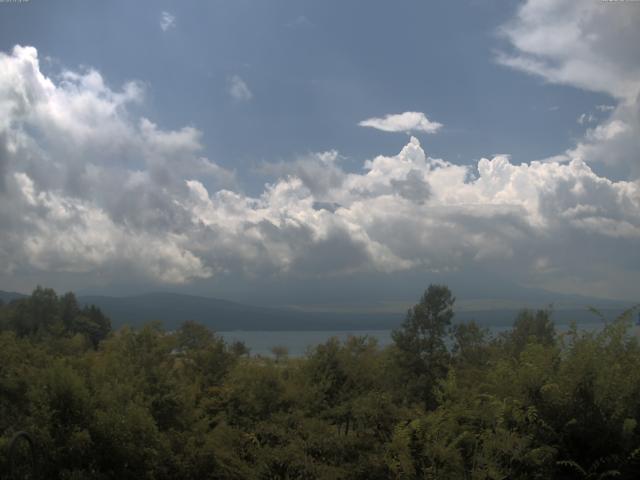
{"left": 220, "top": 321, "right": 617, "bottom": 357}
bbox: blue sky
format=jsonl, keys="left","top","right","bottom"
{"left": 0, "top": 0, "right": 638, "bottom": 308}
{"left": 0, "top": 1, "right": 613, "bottom": 180}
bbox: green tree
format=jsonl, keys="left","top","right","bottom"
{"left": 270, "top": 345, "right": 289, "bottom": 363}
{"left": 451, "top": 321, "right": 489, "bottom": 363}
{"left": 10, "top": 286, "right": 59, "bottom": 336}
{"left": 72, "top": 305, "right": 111, "bottom": 348}
{"left": 391, "top": 284, "right": 455, "bottom": 408}
{"left": 59, "top": 292, "right": 81, "bottom": 331}
{"left": 507, "top": 308, "right": 556, "bottom": 355}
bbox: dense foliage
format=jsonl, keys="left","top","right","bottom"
{"left": 1, "top": 286, "right": 639, "bottom": 479}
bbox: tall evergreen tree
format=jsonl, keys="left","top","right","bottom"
{"left": 392, "top": 284, "right": 455, "bottom": 408}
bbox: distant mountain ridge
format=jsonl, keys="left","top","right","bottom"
{"left": 77, "top": 292, "right": 399, "bottom": 331}
{"left": 1, "top": 289, "right": 634, "bottom": 331}
{"left": 0, "top": 290, "right": 26, "bottom": 303}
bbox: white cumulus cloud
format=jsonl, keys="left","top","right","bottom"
{"left": 497, "top": 0, "right": 640, "bottom": 101}
{"left": 497, "top": 0, "right": 640, "bottom": 176}
{"left": 0, "top": 45, "right": 232, "bottom": 284}
{"left": 359, "top": 111, "right": 443, "bottom": 134}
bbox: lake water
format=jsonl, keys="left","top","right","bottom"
{"left": 219, "top": 322, "right": 614, "bottom": 357}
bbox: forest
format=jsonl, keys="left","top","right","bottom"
{"left": 1, "top": 285, "right": 640, "bottom": 479}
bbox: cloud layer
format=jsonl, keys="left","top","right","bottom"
{"left": 0, "top": 38, "right": 638, "bottom": 299}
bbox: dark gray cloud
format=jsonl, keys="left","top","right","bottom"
{"left": 390, "top": 169, "right": 431, "bottom": 204}
{"left": 259, "top": 151, "right": 345, "bottom": 198}
{"left": 0, "top": 132, "right": 9, "bottom": 192}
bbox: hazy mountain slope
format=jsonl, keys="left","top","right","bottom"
{"left": 2, "top": 289, "right": 633, "bottom": 331}
{"left": 78, "top": 292, "right": 399, "bottom": 331}
{"left": 78, "top": 292, "right": 634, "bottom": 331}
{"left": 0, "top": 290, "right": 27, "bottom": 304}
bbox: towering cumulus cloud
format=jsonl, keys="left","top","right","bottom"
{"left": 0, "top": 42, "right": 638, "bottom": 298}
{"left": 0, "top": 46, "right": 226, "bottom": 283}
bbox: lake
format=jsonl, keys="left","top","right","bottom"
{"left": 219, "top": 321, "right": 616, "bottom": 357}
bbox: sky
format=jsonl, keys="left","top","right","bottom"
{"left": 0, "top": 0, "right": 638, "bottom": 310}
